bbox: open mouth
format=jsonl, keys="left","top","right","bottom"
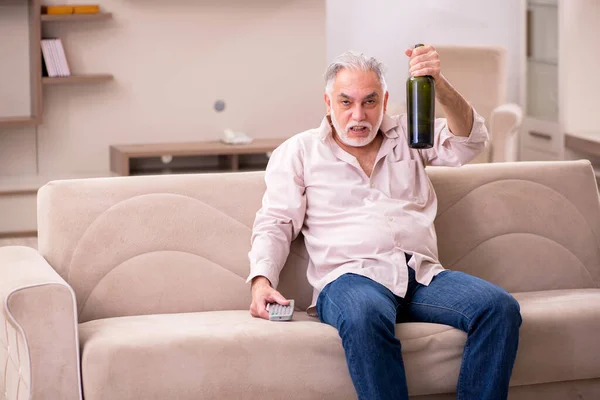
{"left": 349, "top": 126, "right": 369, "bottom": 134}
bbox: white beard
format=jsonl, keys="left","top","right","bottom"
{"left": 330, "top": 107, "right": 384, "bottom": 147}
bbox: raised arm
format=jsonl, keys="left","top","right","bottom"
{"left": 434, "top": 75, "right": 473, "bottom": 137}
{"left": 405, "top": 44, "right": 489, "bottom": 166}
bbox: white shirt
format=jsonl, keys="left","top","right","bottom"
{"left": 247, "top": 111, "right": 489, "bottom": 316}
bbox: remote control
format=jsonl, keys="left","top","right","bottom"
{"left": 266, "top": 299, "right": 295, "bottom": 321}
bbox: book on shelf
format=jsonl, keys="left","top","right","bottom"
{"left": 41, "top": 40, "right": 57, "bottom": 77}
{"left": 74, "top": 5, "right": 100, "bottom": 14}
{"left": 41, "top": 38, "right": 71, "bottom": 78}
{"left": 41, "top": 5, "right": 71, "bottom": 15}
{"left": 41, "top": 4, "right": 100, "bottom": 15}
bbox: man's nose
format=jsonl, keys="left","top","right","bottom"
{"left": 351, "top": 105, "right": 366, "bottom": 121}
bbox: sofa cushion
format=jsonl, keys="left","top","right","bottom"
{"left": 78, "top": 311, "right": 464, "bottom": 400}
{"left": 79, "top": 311, "right": 356, "bottom": 400}
{"left": 511, "top": 289, "right": 600, "bottom": 386}
{"left": 79, "top": 289, "right": 600, "bottom": 400}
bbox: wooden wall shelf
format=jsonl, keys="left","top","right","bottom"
{"left": 41, "top": 12, "right": 112, "bottom": 22}
{"left": 0, "top": 0, "right": 114, "bottom": 129}
{"left": 565, "top": 132, "right": 600, "bottom": 157}
{"left": 565, "top": 132, "right": 600, "bottom": 181}
{"left": 0, "top": 116, "right": 38, "bottom": 128}
{"left": 42, "top": 74, "right": 114, "bottom": 85}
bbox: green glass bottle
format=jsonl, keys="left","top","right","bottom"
{"left": 407, "top": 44, "right": 435, "bottom": 149}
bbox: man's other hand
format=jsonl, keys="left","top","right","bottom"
{"left": 250, "top": 276, "right": 291, "bottom": 320}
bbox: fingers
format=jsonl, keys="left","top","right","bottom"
{"left": 407, "top": 46, "right": 438, "bottom": 66}
{"left": 267, "top": 291, "right": 290, "bottom": 306}
{"left": 404, "top": 48, "right": 413, "bottom": 57}
{"left": 410, "top": 44, "right": 436, "bottom": 58}
{"left": 406, "top": 45, "right": 440, "bottom": 78}
{"left": 409, "top": 60, "right": 441, "bottom": 77}
{"left": 249, "top": 288, "right": 289, "bottom": 320}
{"left": 257, "top": 301, "right": 270, "bottom": 320}
{"left": 249, "top": 299, "right": 270, "bottom": 320}
{"left": 409, "top": 52, "right": 438, "bottom": 67}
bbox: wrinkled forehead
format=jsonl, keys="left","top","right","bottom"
{"left": 331, "top": 68, "right": 385, "bottom": 98}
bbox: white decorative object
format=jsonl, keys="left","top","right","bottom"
{"left": 220, "top": 129, "right": 253, "bottom": 145}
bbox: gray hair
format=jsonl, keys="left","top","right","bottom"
{"left": 324, "top": 51, "right": 388, "bottom": 95}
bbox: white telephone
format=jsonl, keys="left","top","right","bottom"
{"left": 221, "top": 129, "right": 253, "bottom": 145}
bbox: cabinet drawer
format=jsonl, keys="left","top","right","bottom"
{"left": 523, "top": 130, "right": 558, "bottom": 153}
{"left": 521, "top": 118, "right": 562, "bottom": 155}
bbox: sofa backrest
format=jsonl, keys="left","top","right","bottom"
{"left": 37, "top": 171, "right": 273, "bottom": 323}
{"left": 430, "top": 160, "right": 600, "bottom": 293}
{"left": 37, "top": 160, "right": 600, "bottom": 323}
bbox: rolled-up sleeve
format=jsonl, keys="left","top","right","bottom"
{"left": 246, "top": 136, "right": 307, "bottom": 289}
{"left": 420, "top": 108, "right": 489, "bottom": 166}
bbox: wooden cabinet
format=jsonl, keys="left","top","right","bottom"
{"left": 520, "top": 0, "right": 600, "bottom": 162}
{"left": 110, "top": 139, "right": 286, "bottom": 176}
{"left": 520, "top": 118, "right": 561, "bottom": 161}
{"left": 520, "top": 0, "right": 562, "bottom": 161}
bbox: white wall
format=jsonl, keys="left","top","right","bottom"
{"left": 1, "top": 0, "right": 524, "bottom": 178}
{"left": 0, "top": 0, "right": 326, "bottom": 177}
{"left": 0, "top": 1, "right": 37, "bottom": 177}
{"left": 326, "top": 0, "right": 523, "bottom": 107}
{"left": 0, "top": 1, "right": 31, "bottom": 118}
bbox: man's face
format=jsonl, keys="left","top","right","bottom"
{"left": 325, "top": 69, "right": 388, "bottom": 147}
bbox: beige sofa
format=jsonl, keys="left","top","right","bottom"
{"left": 1, "top": 160, "right": 599, "bottom": 400}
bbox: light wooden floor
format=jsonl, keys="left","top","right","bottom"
{"left": 0, "top": 236, "right": 38, "bottom": 249}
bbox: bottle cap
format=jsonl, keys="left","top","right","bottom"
{"left": 415, "top": 43, "right": 424, "bottom": 48}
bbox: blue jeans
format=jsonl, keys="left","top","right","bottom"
{"left": 316, "top": 257, "right": 522, "bottom": 400}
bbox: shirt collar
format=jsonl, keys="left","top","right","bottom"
{"left": 379, "top": 114, "right": 399, "bottom": 138}
{"left": 318, "top": 113, "right": 399, "bottom": 140}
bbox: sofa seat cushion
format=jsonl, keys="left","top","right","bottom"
{"left": 79, "top": 310, "right": 354, "bottom": 400}
{"left": 78, "top": 289, "right": 600, "bottom": 400}
{"left": 78, "top": 310, "right": 465, "bottom": 399}
{"left": 511, "top": 289, "right": 600, "bottom": 386}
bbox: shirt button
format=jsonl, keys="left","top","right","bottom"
{"left": 370, "top": 182, "right": 374, "bottom": 188}
{"left": 387, "top": 217, "right": 394, "bottom": 222}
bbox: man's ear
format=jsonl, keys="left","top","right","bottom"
{"left": 383, "top": 91, "right": 389, "bottom": 113}
{"left": 324, "top": 93, "right": 332, "bottom": 115}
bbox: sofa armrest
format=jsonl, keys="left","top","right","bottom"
{"left": 0, "top": 246, "right": 81, "bottom": 400}
{"left": 489, "top": 103, "right": 523, "bottom": 162}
